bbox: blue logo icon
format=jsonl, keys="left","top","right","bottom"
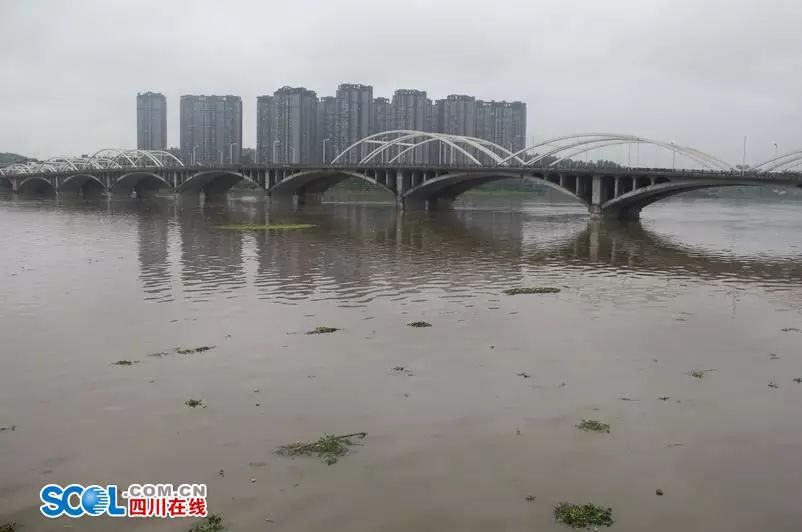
{"left": 40, "top": 484, "right": 126, "bottom": 518}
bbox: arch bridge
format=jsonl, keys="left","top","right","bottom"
{"left": 2, "top": 133, "right": 801, "bottom": 219}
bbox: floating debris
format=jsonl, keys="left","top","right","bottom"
{"left": 656, "top": 489, "right": 664, "bottom": 496}
{"left": 176, "top": 346, "right": 215, "bottom": 355}
{"left": 188, "top": 513, "right": 226, "bottom": 532}
{"left": 306, "top": 326, "right": 338, "bottom": 335}
{"left": 525, "top": 495, "right": 536, "bottom": 502}
{"left": 576, "top": 419, "right": 610, "bottom": 433}
{"left": 112, "top": 360, "right": 139, "bottom": 366}
{"left": 793, "top": 378, "right": 802, "bottom": 384}
{"left": 185, "top": 399, "right": 203, "bottom": 408}
{"left": 148, "top": 351, "right": 170, "bottom": 358}
{"left": 769, "top": 353, "right": 782, "bottom": 360}
{"left": 517, "top": 372, "right": 531, "bottom": 379}
{"left": 276, "top": 432, "right": 367, "bottom": 465}
{"left": 687, "top": 369, "right": 716, "bottom": 379}
{"left": 780, "top": 327, "right": 800, "bottom": 332}
{"left": 218, "top": 469, "right": 224, "bottom": 477}
{"left": 554, "top": 502, "right": 613, "bottom": 529}
{"left": 0, "top": 523, "right": 17, "bottom": 532}
{"left": 769, "top": 381, "right": 780, "bottom": 389}
{"left": 667, "top": 443, "right": 684, "bottom": 448}
{"left": 658, "top": 396, "right": 671, "bottom": 401}
{"left": 618, "top": 397, "right": 639, "bottom": 402}
{"left": 0, "top": 425, "right": 16, "bottom": 432}
{"left": 393, "top": 366, "right": 406, "bottom": 372}
{"left": 407, "top": 321, "right": 432, "bottom": 328}
{"left": 503, "top": 287, "right": 561, "bottom": 296}
{"left": 216, "top": 224, "right": 317, "bottom": 231}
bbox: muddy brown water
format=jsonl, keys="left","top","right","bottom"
{"left": 1, "top": 194, "right": 802, "bottom": 531}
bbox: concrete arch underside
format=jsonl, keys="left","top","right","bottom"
{"left": 60, "top": 174, "right": 107, "bottom": 194}
{"left": 112, "top": 172, "right": 172, "bottom": 195}
{"left": 403, "top": 172, "right": 589, "bottom": 207}
{"left": 18, "top": 177, "right": 57, "bottom": 196}
{"left": 268, "top": 170, "right": 394, "bottom": 197}
{"left": 600, "top": 180, "right": 800, "bottom": 218}
{"left": 176, "top": 171, "right": 255, "bottom": 195}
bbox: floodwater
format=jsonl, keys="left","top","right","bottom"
{"left": 1, "top": 193, "right": 802, "bottom": 531}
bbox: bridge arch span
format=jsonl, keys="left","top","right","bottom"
{"left": 60, "top": 174, "right": 107, "bottom": 195}
{"left": 0, "top": 176, "right": 12, "bottom": 191}
{"left": 176, "top": 170, "right": 256, "bottom": 196}
{"left": 600, "top": 179, "right": 785, "bottom": 219}
{"left": 268, "top": 170, "right": 395, "bottom": 197}
{"left": 17, "top": 177, "right": 57, "bottom": 196}
{"left": 112, "top": 172, "right": 172, "bottom": 196}
{"left": 402, "top": 172, "right": 589, "bottom": 207}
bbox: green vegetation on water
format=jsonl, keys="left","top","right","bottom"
{"left": 554, "top": 502, "right": 614, "bottom": 529}
{"left": 307, "top": 326, "right": 338, "bottom": 335}
{"left": 577, "top": 419, "right": 611, "bottom": 433}
{"left": 688, "top": 369, "right": 716, "bottom": 379}
{"left": 504, "top": 287, "right": 562, "bottom": 295}
{"left": 176, "top": 346, "right": 215, "bottom": 355}
{"left": 216, "top": 224, "right": 317, "bottom": 231}
{"left": 188, "top": 514, "right": 226, "bottom": 532}
{"left": 276, "top": 432, "right": 367, "bottom": 465}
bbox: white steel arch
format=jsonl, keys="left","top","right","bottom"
{"left": 331, "top": 130, "right": 524, "bottom": 166}
{"left": 751, "top": 149, "right": 802, "bottom": 173}
{"left": 500, "top": 133, "right": 735, "bottom": 171}
{"left": 0, "top": 149, "right": 183, "bottom": 177}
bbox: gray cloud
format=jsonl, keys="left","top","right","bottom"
{"left": 1, "top": 0, "right": 800, "bottom": 165}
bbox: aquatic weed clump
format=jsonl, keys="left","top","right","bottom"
{"left": 306, "top": 326, "right": 339, "bottom": 335}
{"left": 176, "top": 346, "right": 215, "bottom": 355}
{"left": 188, "top": 513, "right": 226, "bottom": 531}
{"left": 276, "top": 432, "right": 367, "bottom": 465}
{"left": 687, "top": 369, "right": 716, "bottom": 379}
{"left": 216, "top": 223, "right": 317, "bottom": 231}
{"left": 554, "top": 502, "right": 613, "bottom": 529}
{"left": 576, "top": 419, "right": 610, "bottom": 433}
{"left": 503, "top": 287, "right": 561, "bottom": 295}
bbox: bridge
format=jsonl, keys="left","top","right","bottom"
{"left": 2, "top": 132, "right": 802, "bottom": 219}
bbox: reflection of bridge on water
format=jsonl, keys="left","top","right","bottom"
{"left": 3, "top": 132, "right": 802, "bottom": 220}
{"left": 129, "top": 202, "right": 802, "bottom": 305}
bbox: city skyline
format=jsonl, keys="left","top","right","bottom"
{"left": 2, "top": 1, "right": 801, "bottom": 165}
{"left": 138, "top": 85, "right": 527, "bottom": 165}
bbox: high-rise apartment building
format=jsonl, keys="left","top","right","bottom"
{"left": 373, "top": 97, "right": 392, "bottom": 134}
{"left": 476, "top": 100, "right": 527, "bottom": 161}
{"left": 136, "top": 92, "right": 167, "bottom": 150}
{"left": 391, "top": 89, "right": 430, "bottom": 163}
{"left": 256, "top": 95, "right": 274, "bottom": 163}
{"left": 334, "top": 84, "right": 373, "bottom": 163}
{"left": 271, "top": 86, "right": 318, "bottom": 164}
{"left": 437, "top": 95, "right": 477, "bottom": 165}
{"left": 318, "top": 96, "right": 338, "bottom": 163}
{"left": 180, "top": 95, "right": 242, "bottom": 165}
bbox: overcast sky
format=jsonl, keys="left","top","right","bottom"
{"left": 2, "top": 0, "right": 801, "bottom": 166}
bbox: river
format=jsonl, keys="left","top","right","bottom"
{"left": 1, "top": 194, "right": 802, "bottom": 531}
